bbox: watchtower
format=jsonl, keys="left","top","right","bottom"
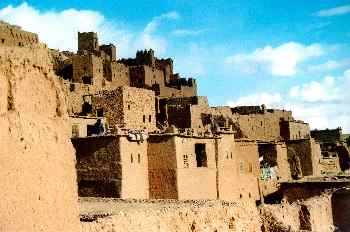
{"left": 78, "top": 32, "right": 99, "bottom": 53}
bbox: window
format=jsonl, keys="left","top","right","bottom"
{"left": 195, "top": 143, "right": 207, "bottom": 167}
{"left": 230, "top": 152, "right": 233, "bottom": 159}
{"left": 239, "top": 161, "right": 244, "bottom": 175}
{"left": 96, "top": 108, "right": 104, "bottom": 117}
{"left": 143, "top": 115, "right": 146, "bottom": 123}
{"left": 248, "top": 162, "right": 253, "bottom": 173}
{"left": 82, "top": 76, "right": 92, "bottom": 85}
{"left": 131, "top": 154, "right": 133, "bottom": 163}
{"left": 128, "top": 105, "right": 131, "bottom": 110}
{"left": 72, "top": 124, "right": 79, "bottom": 138}
{"left": 69, "top": 83, "right": 75, "bottom": 92}
{"left": 1, "top": 39, "right": 4, "bottom": 44}
{"left": 261, "top": 121, "right": 263, "bottom": 126}
{"left": 138, "top": 154, "right": 141, "bottom": 163}
{"left": 183, "top": 154, "right": 189, "bottom": 168}
{"left": 149, "top": 115, "right": 152, "bottom": 123}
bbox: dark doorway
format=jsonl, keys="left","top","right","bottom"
{"left": 195, "top": 143, "right": 207, "bottom": 167}
{"left": 332, "top": 190, "right": 350, "bottom": 231}
{"left": 82, "top": 76, "right": 92, "bottom": 84}
{"left": 299, "top": 205, "right": 312, "bottom": 231}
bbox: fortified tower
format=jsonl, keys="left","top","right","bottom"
{"left": 78, "top": 32, "right": 99, "bottom": 53}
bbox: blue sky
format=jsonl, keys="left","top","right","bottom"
{"left": 0, "top": 1, "right": 349, "bottom": 132}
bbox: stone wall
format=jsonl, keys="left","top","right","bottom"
{"left": 122, "top": 86, "right": 156, "bottom": 131}
{"left": 0, "top": 47, "right": 80, "bottom": 231}
{"left": 73, "top": 136, "right": 122, "bottom": 197}
{"left": 73, "top": 135, "right": 149, "bottom": 199}
{"left": 0, "top": 21, "right": 39, "bottom": 47}
{"left": 92, "top": 86, "right": 156, "bottom": 131}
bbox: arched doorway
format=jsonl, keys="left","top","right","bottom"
{"left": 332, "top": 189, "right": 350, "bottom": 231}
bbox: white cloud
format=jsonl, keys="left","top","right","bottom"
{"left": 0, "top": 3, "right": 178, "bottom": 56}
{"left": 143, "top": 11, "right": 179, "bottom": 34}
{"left": 314, "top": 4, "right": 350, "bottom": 17}
{"left": 172, "top": 29, "right": 208, "bottom": 37}
{"left": 307, "top": 59, "right": 350, "bottom": 72}
{"left": 226, "top": 69, "right": 350, "bottom": 132}
{"left": 0, "top": 2, "right": 131, "bottom": 54}
{"left": 225, "top": 42, "right": 324, "bottom": 76}
{"left": 227, "top": 92, "right": 282, "bottom": 108}
{"left": 289, "top": 76, "right": 341, "bottom": 102}
{"left": 134, "top": 11, "right": 180, "bottom": 55}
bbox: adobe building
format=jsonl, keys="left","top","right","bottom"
{"left": 72, "top": 134, "right": 149, "bottom": 199}
{"left": 311, "top": 128, "right": 350, "bottom": 175}
{"left": 0, "top": 21, "right": 39, "bottom": 47}
{"left": 147, "top": 131, "right": 261, "bottom": 202}
{"left": 147, "top": 133, "right": 218, "bottom": 200}
{"left": 92, "top": 86, "right": 157, "bottom": 132}
{"left": 70, "top": 115, "right": 106, "bottom": 138}
{"left": 222, "top": 138, "right": 261, "bottom": 202}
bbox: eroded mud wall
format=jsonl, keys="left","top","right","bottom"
{"left": 0, "top": 47, "right": 80, "bottom": 231}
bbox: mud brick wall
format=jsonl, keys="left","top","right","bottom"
{"left": 236, "top": 114, "right": 283, "bottom": 141}
{"left": 78, "top": 32, "right": 99, "bottom": 53}
{"left": 72, "top": 54, "right": 103, "bottom": 90}
{"left": 217, "top": 134, "right": 239, "bottom": 201}
{"left": 119, "top": 136, "right": 149, "bottom": 199}
{"left": 275, "top": 142, "right": 292, "bottom": 181}
{"left": 231, "top": 141, "right": 261, "bottom": 201}
{"left": 0, "top": 21, "right": 39, "bottom": 47}
{"left": 72, "top": 136, "right": 122, "bottom": 197}
{"left": 148, "top": 135, "right": 178, "bottom": 199}
{"left": 108, "top": 62, "right": 130, "bottom": 88}
{"left": 174, "top": 136, "right": 217, "bottom": 200}
{"left": 0, "top": 47, "right": 80, "bottom": 231}
{"left": 287, "top": 139, "right": 320, "bottom": 177}
{"left": 280, "top": 120, "right": 310, "bottom": 141}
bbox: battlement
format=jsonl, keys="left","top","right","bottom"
{"left": 231, "top": 105, "right": 264, "bottom": 115}
{"left": 100, "top": 44, "right": 116, "bottom": 61}
{"left": 0, "top": 21, "right": 39, "bottom": 47}
{"left": 78, "top": 32, "right": 99, "bottom": 53}
{"left": 311, "top": 128, "right": 343, "bottom": 143}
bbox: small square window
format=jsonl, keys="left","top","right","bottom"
{"left": 131, "top": 154, "right": 133, "bottom": 163}
{"left": 149, "top": 115, "right": 152, "bottom": 123}
{"left": 1, "top": 39, "right": 5, "bottom": 44}
{"left": 239, "top": 161, "right": 244, "bottom": 175}
{"left": 138, "top": 154, "right": 141, "bottom": 163}
{"left": 128, "top": 105, "right": 131, "bottom": 110}
{"left": 143, "top": 115, "right": 146, "bottom": 123}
